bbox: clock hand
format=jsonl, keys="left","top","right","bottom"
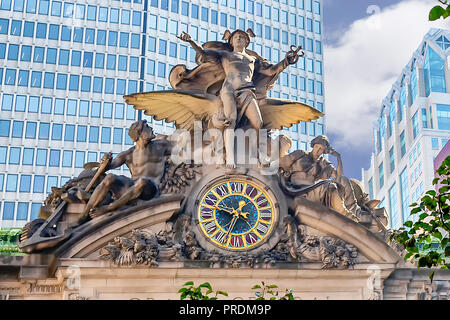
{"left": 214, "top": 204, "right": 234, "bottom": 215}
{"left": 225, "top": 215, "right": 239, "bottom": 242}
{"left": 239, "top": 216, "right": 253, "bottom": 229}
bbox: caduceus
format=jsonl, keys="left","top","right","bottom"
{"left": 285, "top": 45, "right": 305, "bottom": 65}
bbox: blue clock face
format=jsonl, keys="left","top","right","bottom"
{"left": 197, "top": 179, "right": 276, "bottom": 250}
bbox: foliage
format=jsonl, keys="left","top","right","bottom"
{"left": 429, "top": 1, "right": 450, "bottom": 20}
{"left": 391, "top": 156, "right": 450, "bottom": 280}
{"left": 252, "top": 281, "right": 294, "bottom": 300}
{"left": 0, "top": 228, "right": 25, "bottom": 255}
{"left": 178, "top": 281, "right": 228, "bottom": 300}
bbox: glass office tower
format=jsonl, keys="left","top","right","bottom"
{"left": 362, "top": 29, "right": 450, "bottom": 230}
{"left": 0, "top": 0, "right": 324, "bottom": 227}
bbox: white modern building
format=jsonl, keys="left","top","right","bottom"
{"left": 362, "top": 28, "right": 450, "bottom": 230}
{"left": 0, "top": 0, "right": 325, "bottom": 228}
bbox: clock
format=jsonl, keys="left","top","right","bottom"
{"left": 195, "top": 177, "right": 279, "bottom": 252}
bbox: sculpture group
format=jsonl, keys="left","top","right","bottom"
{"left": 18, "top": 30, "right": 388, "bottom": 267}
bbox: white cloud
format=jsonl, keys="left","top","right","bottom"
{"left": 323, "top": 0, "right": 449, "bottom": 150}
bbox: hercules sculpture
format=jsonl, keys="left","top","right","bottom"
{"left": 78, "top": 120, "right": 172, "bottom": 223}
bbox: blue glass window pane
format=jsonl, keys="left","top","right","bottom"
{"left": 73, "top": 27, "right": 83, "bottom": 42}
{"left": 39, "top": 122, "right": 50, "bottom": 140}
{"left": 91, "top": 101, "right": 100, "bottom": 118}
{"left": 19, "top": 175, "right": 31, "bottom": 192}
{"left": 129, "top": 57, "right": 138, "bottom": 72}
{"left": 81, "top": 76, "right": 91, "bottom": 92}
{"left": 93, "top": 77, "right": 103, "bottom": 93}
{"left": 66, "top": 99, "right": 76, "bottom": 115}
{"left": 110, "top": 8, "right": 119, "bottom": 23}
{"left": 131, "top": 33, "right": 140, "bottom": 49}
{"left": 5, "top": 68, "right": 16, "bottom": 85}
{"left": 51, "top": 1, "right": 60, "bottom": 16}
{"left": 0, "top": 120, "right": 10, "bottom": 137}
{"left": 98, "top": 7, "right": 107, "bottom": 22}
{"left": 63, "top": 2, "right": 72, "bottom": 17}
{"left": 36, "top": 148, "right": 47, "bottom": 166}
{"left": 116, "top": 79, "right": 126, "bottom": 95}
{"left": 115, "top": 103, "right": 124, "bottom": 119}
{"left": 61, "top": 26, "right": 71, "bottom": 41}
{"left": 0, "top": 18, "right": 9, "bottom": 34}
{"left": 25, "top": 122, "right": 36, "bottom": 138}
{"left": 48, "top": 24, "right": 59, "bottom": 39}
{"left": 71, "top": 50, "right": 81, "bottom": 66}
{"left": 46, "top": 48, "right": 58, "bottom": 64}
{"left": 106, "top": 54, "right": 116, "bottom": 70}
{"left": 59, "top": 49, "right": 69, "bottom": 65}
{"left": 77, "top": 125, "right": 87, "bottom": 142}
{"left": 101, "top": 127, "right": 111, "bottom": 144}
{"left": 1, "top": 94, "right": 13, "bottom": 110}
{"left": 89, "top": 126, "right": 99, "bottom": 143}
{"left": 26, "top": 0, "right": 37, "bottom": 13}
{"left": 56, "top": 73, "right": 67, "bottom": 90}
{"left": 14, "top": 0, "right": 24, "bottom": 11}
{"left": 87, "top": 5, "right": 96, "bottom": 20}
{"left": 30, "top": 203, "right": 40, "bottom": 220}
{"left": 8, "top": 44, "right": 19, "bottom": 60}
{"left": 75, "top": 4, "right": 85, "bottom": 19}
{"left": 33, "top": 47, "right": 44, "bottom": 62}
{"left": 69, "top": 75, "right": 79, "bottom": 91}
{"left": 64, "top": 124, "right": 75, "bottom": 141}
{"left": 437, "top": 104, "right": 450, "bottom": 130}
{"left": 62, "top": 150, "right": 72, "bottom": 167}
{"left": 6, "top": 174, "right": 18, "bottom": 192}
{"left": 108, "top": 31, "right": 118, "bottom": 46}
{"left": 0, "top": 147, "right": 6, "bottom": 163}
{"left": 17, "top": 202, "right": 29, "bottom": 220}
{"left": 33, "top": 175, "right": 45, "bottom": 193}
{"left": 49, "top": 149, "right": 60, "bottom": 166}
{"left": 97, "top": 30, "right": 106, "bottom": 45}
{"left": 36, "top": 22, "right": 46, "bottom": 38}
{"left": 74, "top": 151, "right": 85, "bottom": 168}
{"left": 22, "top": 148, "right": 34, "bottom": 165}
{"left": 113, "top": 128, "right": 123, "bottom": 145}
{"left": 103, "top": 102, "right": 113, "bottom": 118}
{"left": 3, "top": 202, "right": 15, "bottom": 220}
{"left": 43, "top": 72, "right": 54, "bottom": 89}
{"left": 15, "top": 95, "right": 26, "bottom": 111}
{"left": 51, "top": 123, "right": 62, "bottom": 140}
{"left": 132, "top": 11, "right": 141, "bottom": 26}
{"left": 9, "top": 147, "right": 21, "bottom": 164}
{"left": 120, "top": 32, "right": 129, "bottom": 47}
{"left": 11, "top": 121, "right": 24, "bottom": 138}
{"left": 121, "top": 9, "right": 130, "bottom": 25}
{"left": 85, "top": 28, "right": 94, "bottom": 43}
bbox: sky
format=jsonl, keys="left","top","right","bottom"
{"left": 321, "top": 0, "right": 450, "bottom": 179}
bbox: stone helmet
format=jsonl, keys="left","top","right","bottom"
{"left": 222, "top": 28, "right": 256, "bottom": 48}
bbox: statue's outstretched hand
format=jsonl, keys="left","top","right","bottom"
{"left": 177, "top": 32, "right": 192, "bottom": 42}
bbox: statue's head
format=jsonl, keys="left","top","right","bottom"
{"left": 128, "top": 120, "right": 155, "bottom": 142}
{"left": 223, "top": 29, "right": 255, "bottom": 49}
{"left": 310, "top": 135, "right": 331, "bottom": 155}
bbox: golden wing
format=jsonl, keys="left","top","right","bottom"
{"left": 259, "top": 98, "right": 324, "bottom": 130}
{"left": 124, "top": 90, "right": 221, "bottom": 130}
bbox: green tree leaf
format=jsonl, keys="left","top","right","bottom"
{"left": 429, "top": 5, "right": 446, "bottom": 21}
